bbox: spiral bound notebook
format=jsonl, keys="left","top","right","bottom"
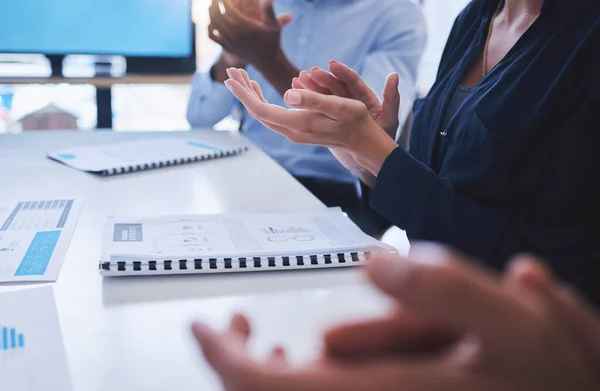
{"left": 47, "top": 137, "right": 248, "bottom": 176}
{"left": 100, "top": 208, "right": 395, "bottom": 276}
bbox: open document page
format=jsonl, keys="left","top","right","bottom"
{"left": 0, "top": 199, "right": 82, "bottom": 283}
{"left": 0, "top": 287, "right": 72, "bottom": 391}
{"left": 103, "top": 208, "right": 393, "bottom": 261}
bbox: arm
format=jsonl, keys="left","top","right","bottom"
{"left": 186, "top": 52, "right": 239, "bottom": 129}
{"left": 207, "top": 0, "right": 297, "bottom": 97}
{"left": 253, "top": 50, "right": 300, "bottom": 97}
{"left": 370, "top": 106, "right": 600, "bottom": 299}
{"left": 222, "top": 64, "right": 599, "bottom": 302}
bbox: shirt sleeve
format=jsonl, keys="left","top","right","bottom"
{"left": 186, "top": 66, "right": 239, "bottom": 129}
{"left": 359, "top": 1, "right": 427, "bottom": 135}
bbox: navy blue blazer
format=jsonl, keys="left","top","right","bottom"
{"left": 371, "top": 0, "right": 600, "bottom": 305}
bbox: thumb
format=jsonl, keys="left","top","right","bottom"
{"left": 365, "top": 244, "right": 536, "bottom": 353}
{"left": 277, "top": 13, "right": 293, "bottom": 27}
{"left": 378, "top": 73, "right": 401, "bottom": 138}
{"left": 507, "top": 256, "right": 600, "bottom": 380}
{"left": 284, "top": 89, "right": 363, "bottom": 120}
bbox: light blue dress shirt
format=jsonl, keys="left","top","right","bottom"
{"left": 187, "top": 0, "right": 426, "bottom": 184}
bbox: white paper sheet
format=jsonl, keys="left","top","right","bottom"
{"left": 0, "top": 287, "right": 72, "bottom": 391}
{"left": 103, "top": 208, "right": 391, "bottom": 260}
{"left": 0, "top": 199, "right": 83, "bottom": 283}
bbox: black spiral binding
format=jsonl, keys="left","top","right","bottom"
{"left": 99, "top": 251, "right": 368, "bottom": 275}
{"left": 99, "top": 146, "right": 248, "bottom": 176}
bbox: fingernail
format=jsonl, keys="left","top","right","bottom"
{"left": 226, "top": 68, "right": 234, "bottom": 77}
{"left": 329, "top": 60, "right": 338, "bottom": 64}
{"left": 191, "top": 322, "right": 210, "bottom": 340}
{"left": 285, "top": 90, "right": 302, "bottom": 106}
{"left": 224, "top": 80, "right": 233, "bottom": 90}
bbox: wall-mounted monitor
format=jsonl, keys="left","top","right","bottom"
{"left": 0, "top": 0, "right": 196, "bottom": 74}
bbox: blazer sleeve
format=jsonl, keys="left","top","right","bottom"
{"left": 370, "top": 94, "right": 600, "bottom": 305}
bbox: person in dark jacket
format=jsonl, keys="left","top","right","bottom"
{"left": 222, "top": 0, "right": 600, "bottom": 305}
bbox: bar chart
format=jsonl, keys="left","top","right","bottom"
{"left": 1, "top": 326, "right": 25, "bottom": 350}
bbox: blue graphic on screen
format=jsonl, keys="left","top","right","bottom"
{"left": 1, "top": 326, "right": 25, "bottom": 350}
{"left": 0, "top": 0, "right": 192, "bottom": 57}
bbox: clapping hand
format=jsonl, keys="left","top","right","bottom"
{"left": 223, "top": 67, "right": 399, "bottom": 179}
{"left": 192, "top": 244, "right": 600, "bottom": 391}
{"left": 291, "top": 61, "right": 402, "bottom": 185}
{"left": 208, "top": 0, "right": 292, "bottom": 69}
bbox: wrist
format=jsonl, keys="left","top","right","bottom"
{"left": 253, "top": 47, "right": 290, "bottom": 77}
{"left": 252, "top": 48, "right": 299, "bottom": 97}
{"left": 354, "top": 125, "right": 399, "bottom": 176}
{"left": 210, "top": 55, "right": 230, "bottom": 83}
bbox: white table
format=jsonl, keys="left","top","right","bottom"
{"left": 0, "top": 131, "right": 406, "bottom": 391}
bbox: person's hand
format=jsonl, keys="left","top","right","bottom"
{"left": 292, "top": 61, "right": 400, "bottom": 185}
{"left": 293, "top": 61, "right": 400, "bottom": 138}
{"left": 192, "top": 244, "right": 600, "bottom": 391}
{"left": 503, "top": 255, "right": 600, "bottom": 382}
{"left": 208, "top": 0, "right": 293, "bottom": 69}
{"left": 216, "top": 0, "right": 275, "bottom": 69}
{"left": 326, "top": 253, "right": 600, "bottom": 383}
{"left": 223, "top": 67, "right": 399, "bottom": 176}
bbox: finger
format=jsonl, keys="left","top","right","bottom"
{"left": 221, "top": 0, "right": 241, "bottom": 19}
{"left": 329, "top": 60, "right": 380, "bottom": 116}
{"left": 209, "top": 2, "right": 236, "bottom": 42}
{"left": 265, "top": 345, "right": 288, "bottom": 368}
{"left": 251, "top": 81, "right": 267, "bottom": 103}
{"left": 226, "top": 79, "right": 333, "bottom": 135}
{"left": 191, "top": 322, "right": 247, "bottom": 375}
{"left": 277, "top": 13, "right": 294, "bottom": 27}
{"left": 325, "top": 311, "right": 459, "bottom": 359}
{"left": 208, "top": 25, "right": 230, "bottom": 49}
{"left": 225, "top": 80, "right": 324, "bottom": 144}
{"left": 226, "top": 68, "right": 254, "bottom": 94}
{"left": 237, "top": 68, "right": 255, "bottom": 93}
{"left": 549, "top": 285, "right": 600, "bottom": 379}
{"left": 507, "top": 256, "right": 600, "bottom": 379}
{"left": 208, "top": 25, "right": 222, "bottom": 44}
{"left": 298, "top": 71, "right": 331, "bottom": 95}
{"left": 310, "top": 67, "right": 350, "bottom": 97}
{"left": 284, "top": 89, "right": 365, "bottom": 121}
{"left": 291, "top": 77, "right": 304, "bottom": 90}
{"left": 237, "top": 0, "right": 261, "bottom": 19}
{"left": 230, "top": 313, "right": 251, "bottom": 343}
{"left": 378, "top": 73, "right": 401, "bottom": 138}
{"left": 365, "top": 243, "right": 540, "bottom": 352}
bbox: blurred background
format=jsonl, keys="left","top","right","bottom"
{"left": 0, "top": 0, "right": 469, "bottom": 133}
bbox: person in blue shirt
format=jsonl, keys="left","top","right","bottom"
{"left": 220, "top": 0, "right": 600, "bottom": 305}
{"left": 187, "top": 0, "right": 426, "bottom": 234}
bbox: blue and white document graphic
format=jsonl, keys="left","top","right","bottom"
{"left": 0, "top": 199, "right": 83, "bottom": 283}
{"left": 0, "top": 287, "right": 72, "bottom": 391}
